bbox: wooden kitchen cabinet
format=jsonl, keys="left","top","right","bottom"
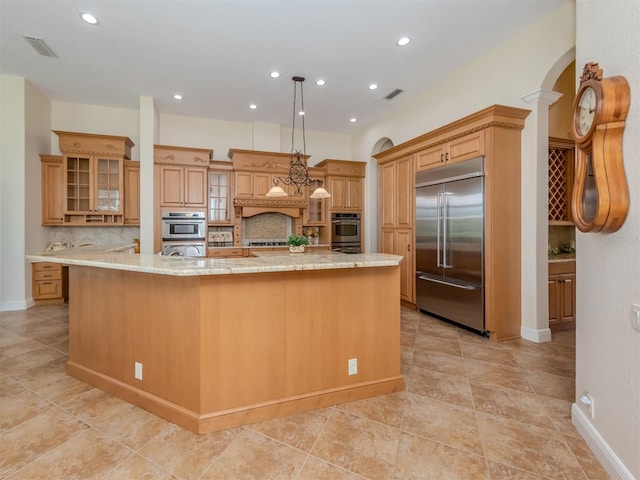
{"left": 549, "top": 261, "right": 576, "bottom": 329}
{"left": 154, "top": 144, "right": 212, "bottom": 208}
{"left": 375, "top": 105, "right": 530, "bottom": 341}
{"left": 316, "top": 159, "right": 366, "bottom": 213}
{"left": 157, "top": 164, "right": 207, "bottom": 208}
{"left": 378, "top": 154, "right": 415, "bottom": 304}
{"left": 40, "top": 155, "right": 64, "bottom": 225}
{"left": 415, "top": 130, "right": 484, "bottom": 172}
{"left": 123, "top": 160, "right": 140, "bottom": 225}
{"left": 303, "top": 174, "right": 327, "bottom": 226}
{"left": 32, "top": 262, "right": 63, "bottom": 303}
{"left": 52, "top": 131, "right": 134, "bottom": 225}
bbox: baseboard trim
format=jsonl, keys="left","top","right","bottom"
{"left": 571, "top": 403, "right": 635, "bottom": 479}
{"left": 67, "top": 361, "right": 405, "bottom": 434}
{"left": 0, "top": 298, "right": 32, "bottom": 312}
{"left": 520, "top": 325, "right": 552, "bottom": 343}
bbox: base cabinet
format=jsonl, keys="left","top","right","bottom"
{"left": 381, "top": 228, "right": 413, "bottom": 304}
{"left": 549, "top": 262, "right": 576, "bottom": 329}
{"left": 32, "top": 262, "right": 63, "bottom": 302}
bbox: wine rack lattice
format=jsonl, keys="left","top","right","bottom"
{"left": 548, "top": 147, "right": 570, "bottom": 221}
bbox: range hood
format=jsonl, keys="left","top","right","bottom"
{"left": 234, "top": 197, "right": 306, "bottom": 218}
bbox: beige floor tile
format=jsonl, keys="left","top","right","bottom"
{"left": 511, "top": 348, "right": 575, "bottom": 378}
{"left": 412, "top": 349, "right": 467, "bottom": 378}
{"left": 0, "top": 310, "right": 48, "bottom": 330}
{"left": 311, "top": 409, "right": 401, "bottom": 480}
{"left": 9, "top": 427, "right": 133, "bottom": 480}
{"left": 470, "top": 380, "right": 556, "bottom": 429}
{"left": 24, "top": 319, "right": 69, "bottom": 346}
{"left": 416, "top": 315, "right": 460, "bottom": 340}
{"left": 465, "top": 358, "right": 535, "bottom": 393}
{"left": 248, "top": 406, "right": 333, "bottom": 452}
{"left": 13, "top": 355, "right": 93, "bottom": 405}
{"left": 93, "top": 402, "right": 174, "bottom": 450}
{"left": 477, "top": 412, "right": 585, "bottom": 479}
{"left": 563, "top": 434, "right": 612, "bottom": 480}
{"left": 541, "top": 395, "right": 581, "bottom": 438}
{"left": 200, "top": 428, "right": 307, "bottom": 479}
{"left": 487, "top": 460, "right": 551, "bottom": 479}
{"left": 0, "top": 406, "right": 89, "bottom": 478}
{"left": 393, "top": 431, "right": 490, "bottom": 479}
{"left": 523, "top": 369, "right": 575, "bottom": 402}
{"left": 60, "top": 387, "right": 132, "bottom": 426}
{"left": 461, "top": 341, "right": 518, "bottom": 367}
{"left": 413, "top": 332, "right": 462, "bottom": 356}
{"left": 297, "top": 455, "right": 365, "bottom": 479}
{"left": 138, "top": 423, "right": 241, "bottom": 479}
{"left": 401, "top": 345, "right": 414, "bottom": 366}
{"left": 337, "top": 391, "right": 405, "bottom": 428}
{"left": 0, "top": 378, "right": 51, "bottom": 432}
{"left": 101, "top": 454, "right": 178, "bottom": 479}
{"left": 0, "top": 343, "right": 66, "bottom": 376}
{"left": 408, "top": 366, "right": 474, "bottom": 409}
{"left": 401, "top": 330, "right": 415, "bottom": 347}
{"left": 402, "top": 393, "right": 483, "bottom": 455}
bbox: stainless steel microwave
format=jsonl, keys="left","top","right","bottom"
{"left": 161, "top": 211, "right": 206, "bottom": 241}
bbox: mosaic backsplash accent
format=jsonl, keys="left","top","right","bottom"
{"left": 243, "top": 213, "right": 292, "bottom": 241}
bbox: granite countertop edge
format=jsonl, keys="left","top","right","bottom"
{"left": 26, "top": 247, "right": 401, "bottom": 277}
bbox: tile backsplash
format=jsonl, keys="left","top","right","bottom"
{"left": 44, "top": 226, "right": 140, "bottom": 250}
{"left": 548, "top": 225, "right": 575, "bottom": 252}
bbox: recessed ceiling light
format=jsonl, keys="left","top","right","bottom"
{"left": 368, "top": 83, "right": 378, "bottom": 90}
{"left": 270, "top": 71, "right": 280, "bottom": 78}
{"left": 249, "top": 104, "right": 257, "bottom": 110}
{"left": 397, "top": 36, "right": 411, "bottom": 46}
{"left": 316, "top": 79, "right": 326, "bottom": 86}
{"left": 298, "top": 110, "right": 305, "bottom": 116}
{"left": 80, "top": 12, "right": 99, "bottom": 25}
{"left": 173, "top": 94, "right": 183, "bottom": 100}
{"left": 350, "top": 118, "right": 357, "bottom": 123}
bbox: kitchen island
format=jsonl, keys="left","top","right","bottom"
{"left": 26, "top": 249, "right": 403, "bottom": 433}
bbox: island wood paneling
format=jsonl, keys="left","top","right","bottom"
{"left": 66, "top": 264, "right": 403, "bottom": 433}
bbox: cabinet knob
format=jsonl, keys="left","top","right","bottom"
{"left": 440, "top": 154, "right": 444, "bottom": 162}
{"left": 445, "top": 153, "right": 449, "bottom": 162}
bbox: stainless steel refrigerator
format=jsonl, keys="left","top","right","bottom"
{"left": 415, "top": 156, "right": 487, "bottom": 335}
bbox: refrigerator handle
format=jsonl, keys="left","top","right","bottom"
{"left": 442, "top": 192, "right": 452, "bottom": 268}
{"left": 436, "top": 193, "right": 442, "bottom": 267}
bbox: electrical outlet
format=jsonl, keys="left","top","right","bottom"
{"left": 348, "top": 358, "right": 358, "bottom": 376}
{"left": 134, "top": 362, "right": 143, "bottom": 380}
{"left": 632, "top": 304, "right": 640, "bottom": 332}
{"left": 580, "top": 392, "right": 595, "bottom": 419}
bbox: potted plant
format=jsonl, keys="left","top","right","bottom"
{"left": 287, "top": 234, "right": 309, "bottom": 253}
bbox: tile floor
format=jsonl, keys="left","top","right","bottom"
{"left": 0, "top": 304, "right": 610, "bottom": 480}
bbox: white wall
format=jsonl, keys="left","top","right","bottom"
{"left": 572, "top": 1, "right": 640, "bottom": 478}
{"left": 0, "top": 76, "right": 27, "bottom": 311}
{"left": 352, "top": 3, "right": 576, "bottom": 333}
{"left": 24, "top": 80, "right": 52, "bottom": 294}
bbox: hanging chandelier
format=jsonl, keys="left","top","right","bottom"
{"left": 266, "top": 76, "right": 331, "bottom": 199}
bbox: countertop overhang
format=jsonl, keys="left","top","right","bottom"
{"left": 26, "top": 247, "right": 401, "bottom": 277}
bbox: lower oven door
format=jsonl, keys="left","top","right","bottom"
{"left": 160, "top": 242, "right": 207, "bottom": 257}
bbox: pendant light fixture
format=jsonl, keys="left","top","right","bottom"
{"left": 267, "top": 76, "right": 331, "bottom": 199}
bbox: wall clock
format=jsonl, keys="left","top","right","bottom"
{"left": 571, "top": 62, "right": 630, "bottom": 233}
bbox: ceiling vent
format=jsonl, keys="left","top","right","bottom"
{"left": 23, "top": 35, "right": 57, "bottom": 57}
{"left": 385, "top": 88, "right": 403, "bottom": 100}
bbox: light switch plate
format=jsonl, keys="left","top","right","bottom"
{"left": 632, "top": 304, "right": 640, "bottom": 332}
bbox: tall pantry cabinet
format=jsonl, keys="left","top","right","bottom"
{"left": 375, "top": 105, "right": 530, "bottom": 341}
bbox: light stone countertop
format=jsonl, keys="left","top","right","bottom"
{"left": 26, "top": 246, "right": 402, "bottom": 277}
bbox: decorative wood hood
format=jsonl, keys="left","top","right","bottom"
{"left": 229, "top": 148, "right": 320, "bottom": 218}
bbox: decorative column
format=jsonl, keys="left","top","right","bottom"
{"left": 520, "top": 89, "right": 563, "bottom": 342}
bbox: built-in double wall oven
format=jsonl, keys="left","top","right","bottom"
{"left": 331, "top": 212, "right": 361, "bottom": 253}
{"left": 160, "top": 211, "right": 207, "bottom": 257}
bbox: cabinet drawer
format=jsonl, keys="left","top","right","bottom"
{"left": 209, "top": 248, "right": 244, "bottom": 258}
{"left": 33, "top": 262, "right": 62, "bottom": 273}
{"left": 549, "top": 261, "right": 575, "bottom": 275}
{"left": 34, "top": 270, "right": 62, "bottom": 281}
{"left": 33, "top": 280, "right": 63, "bottom": 299}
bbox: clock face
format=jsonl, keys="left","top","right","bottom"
{"left": 576, "top": 86, "right": 596, "bottom": 136}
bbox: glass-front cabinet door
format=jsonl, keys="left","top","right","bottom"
{"left": 65, "top": 156, "right": 91, "bottom": 213}
{"left": 96, "top": 157, "right": 122, "bottom": 212}
{"left": 209, "top": 170, "right": 232, "bottom": 224}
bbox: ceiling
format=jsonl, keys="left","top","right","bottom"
{"left": 0, "top": 0, "right": 570, "bottom": 134}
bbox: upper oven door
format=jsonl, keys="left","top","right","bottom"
{"left": 162, "top": 217, "right": 205, "bottom": 240}
{"left": 331, "top": 219, "right": 361, "bottom": 243}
